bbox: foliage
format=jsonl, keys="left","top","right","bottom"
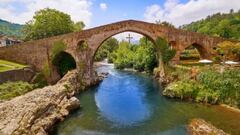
{"left": 111, "top": 37, "right": 158, "bottom": 72}
{"left": 0, "top": 81, "right": 34, "bottom": 100}
{"left": 154, "top": 37, "right": 176, "bottom": 79}
{"left": 133, "top": 37, "right": 157, "bottom": 71}
{"left": 43, "top": 62, "right": 51, "bottom": 78}
{"left": 215, "top": 41, "right": 240, "bottom": 61}
{"left": 180, "top": 48, "right": 200, "bottom": 60}
{"left": 164, "top": 67, "right": 240, "bottom": 108}
{"left": 156, "top": 20, "right": 175, "bottom": 28}
{"left": 94, "top": 38, "right": 118, "bottom": 62}
{"left": 181, "top": 10, "right": 240, "bottom": 40}
{"left": 164, "top": 80, "right": 220, "bottom": 104}
{"left": 32, "top": 73, "right": 48, "bottom": 88}
{"left": 197, "top": 69, "right": 240, "bottom": 107}
{"left": 23, "top": 8, "right": 75, "bottom": 41}
{"left": 51, "top": 40, "right": 67, "bottom": 60}
{"left": 74, "top": 21, "right": 85, "bottom": 32}
{"left": 0, "top": 19, "right": 23, "bottom": 38}
{"left": 155, "top": 37, "right": 176, "bottom": 65}
{"left": 113, "top": 41, "right": 135, "bottom": 69}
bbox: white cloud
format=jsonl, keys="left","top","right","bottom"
{"left": 144, "top": 0, "right": 240, "bottom": 27}
{"left": 100, "top": 3, "right": 107, "bottom": 11}
{"left": 0, "top": 0, "right": 92, "bottom": 27}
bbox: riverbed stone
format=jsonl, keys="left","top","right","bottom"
{"left": 187, "top": 118, "right": 229, "bottom": 135}
{"left": 0, "top": 70, "right": 87, "bottom": 135}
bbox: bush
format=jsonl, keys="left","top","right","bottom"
{"left": 163, "top": 80, "right": 220, "bottom": 104}
{"left": 0, "top": 81, "right": 35, "bottom": 100}
{"left": 197, "top": 69, "right": 240, "bottom": 107}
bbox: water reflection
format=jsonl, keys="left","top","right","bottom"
{"left": 95, "top": 70, "right": 151, "bottom": 126}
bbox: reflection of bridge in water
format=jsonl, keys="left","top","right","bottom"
{"left": 0, "top": 20, "right": 227, "bottom": 84}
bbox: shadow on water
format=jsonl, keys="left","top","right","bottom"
{"left": 53, "top": 65, "right": 240, "bottom": 135}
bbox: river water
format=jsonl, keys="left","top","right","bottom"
{"left": 53, "top": 65, "right": 240, "bottom": 135}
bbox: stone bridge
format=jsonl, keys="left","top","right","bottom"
{"left": 0, "top": 20, "right": 225, "bottom": 84}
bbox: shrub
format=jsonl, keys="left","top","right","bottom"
{"left": 197, "top": 69, "right": 240, "bottom": 107}
{"left": 163, "top": 80, "right": 220, "bottom": 104}
{"left": 0, "top": 81, "right": 34, "bottom": 100}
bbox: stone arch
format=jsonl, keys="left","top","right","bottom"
{"left": 181, "top": 42, "right": 211, "bottom": 60}
{"left": 52, "top": 51, "right": 77, "bottom": 77}
{"left": 91, "top": 30, "right": 157, "bottom": 62}
{"left": 191, "top": 43, "right": 210, "bottom": 59}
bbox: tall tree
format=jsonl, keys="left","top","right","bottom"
{"left": 155, "top": 37, "right": 176, "bottom": 78}
{"left": 23, "top": 8, "right": 74, "bottom": 41}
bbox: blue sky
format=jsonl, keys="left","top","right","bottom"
{"left": 91, "top": 0, "right": 190, "bottom": 26}
{"left": 0, "top": 0, "right": 239, "bottom": 40}
{"left": 91, "top": 0, "right": 167, "bottom": 26}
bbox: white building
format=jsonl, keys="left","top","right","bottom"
{"left": 0, "top": 35, "right": 22, "bottom": 47}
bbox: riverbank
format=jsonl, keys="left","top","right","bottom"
{"left": 0, "top": 70, "right": 102, "bottom": 135}
{"left": 161, "top": 65, "right": 240, "bottom": 108}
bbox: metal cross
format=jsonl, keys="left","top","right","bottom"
{"left": 126, "top": 33, "right": 133, "bottom": 44}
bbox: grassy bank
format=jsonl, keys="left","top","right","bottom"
{"left": 0, "top": 60, "right": 27, "bottom": 72}
{"left": 0, "top": 81, "right": 35, "bottom": 101}
{"left": 163, "top": 65, "right": 240, "bottom": 108}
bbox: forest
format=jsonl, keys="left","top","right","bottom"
{"left": 0, "top": 19, "right": 23, "bottom": 38}
{"left": 181, "top": 9, "right": 240, "bottom": 40}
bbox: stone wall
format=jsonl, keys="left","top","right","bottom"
{"left": 0, "top": 70, "right": 91, "bottom": 135}
{"left": 0, "top": 68, "right": 35, "bottom": 84}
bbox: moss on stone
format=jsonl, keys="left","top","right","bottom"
{"left": 51, "top": 40, "right": 67, "bottom": 61}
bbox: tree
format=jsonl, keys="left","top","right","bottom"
{"left": 74, "top": 21, "right": 85, "bottom": 32}
{"left": 94, "top": 38, "right": 119, "bottom": 62}
{"left": 155, "top": 37, "right": 176, "bottom": 78}
{"left": 216, "top": 41, "right": 240, "bottom": 61}
{"left": 133, "top": 37, "right": 157, "bottom": 72}
{"left": 113, "top": 41, "right": 134, "bottom": 69}
{"left": 23, "top": 8, "right": 74, "bottom": 41}
{"left": 156, "top": 20, "right": 175, "bottom": 28}
{"left": 181, "top": 11, "right": 240, "bottom": 40}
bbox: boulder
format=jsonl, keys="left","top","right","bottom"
{"left": 0, "top": 70, "right": 86, "bottom": 135}
{"left": 187, "top": 118, "right": 229, "bottom": 135}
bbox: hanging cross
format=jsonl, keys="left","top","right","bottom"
{"left": 126, "top": 33, "right": 133, "bottom": 44}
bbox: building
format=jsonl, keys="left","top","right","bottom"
{"left": 0, "top": 35, "right": 22, "bottom": 47}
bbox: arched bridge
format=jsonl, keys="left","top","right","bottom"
{"left": 0, "top": 20, "right": 226, "bottom": 84}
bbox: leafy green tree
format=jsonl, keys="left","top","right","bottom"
{"left": 23, "top": 8, "right": 74, "bottom": 41}
{"left": 113, "top": 41, "right": 134, "bottom": 69}
{"left": 181, "top": 11, "right": 240, "bottom": 40}
{"left": 155, "top": 37, "right": 176, "bottom": 78}
{"left": 74, "top": 21, "right": 85, "bottom": 32}
{"left": 133, "top": 37, "right": 157, "bottom": 72}
{"left": 94, "top": 38, "right": 119, "bottom": 61}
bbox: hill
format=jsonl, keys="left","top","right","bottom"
{"left": 180, "top": 10, "right": 240, "bottom": 40}
{"left": 0, "top": 19, "right": 23, "bottom": 38}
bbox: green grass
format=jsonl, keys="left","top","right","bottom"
{"left": 0, "top": 81, "right": 35, "bottom": 100}
{"left": 0, "top": 60, "right": 27, "bottom": 72}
